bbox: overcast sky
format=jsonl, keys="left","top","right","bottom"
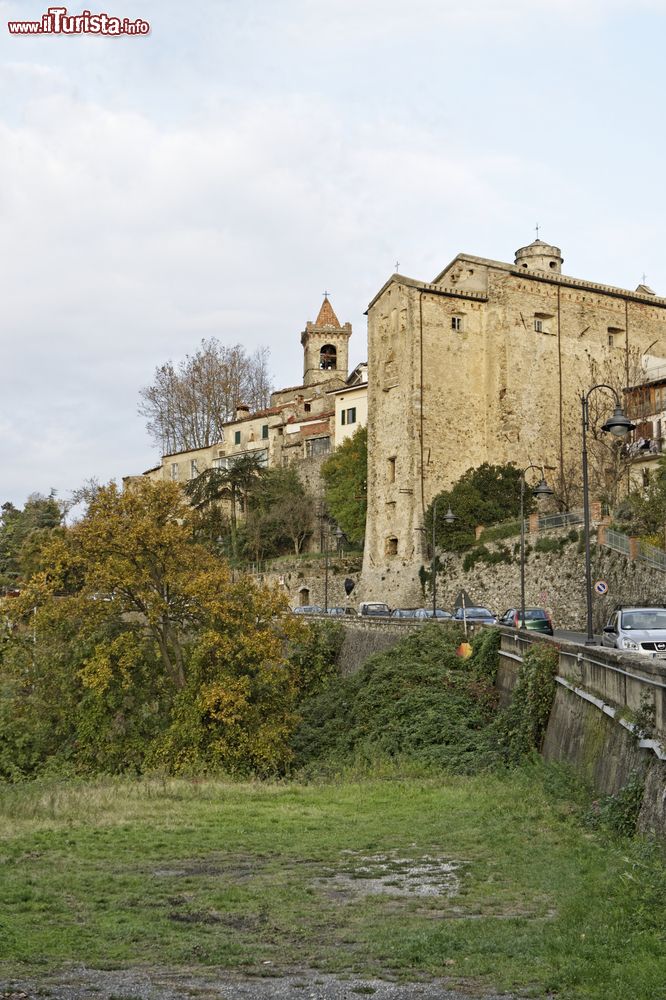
{"left": 2, "top": 0, "right": 666, "bottom": 507}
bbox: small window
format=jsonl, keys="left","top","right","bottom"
{"left": 388, "top": 456, "right": 396, "bottom": 483}
{"left": 189, "top": 459, "right": 199, "bottom": 479}
{"left": 346, "top": 407, "right": 356, "bottom": 425}
{"left": 451, "top": 316, "right": 463, "bottom": 331}
{"left": 534, "top": 319, "right": 543, "bottom": 333}
{"left": 341, "top": 409, "right": 346, "bottom": 426}
{"left": 385, "top": 536, "right": 398, "bottom": 556}
{"left": 170, "top": 463, "right": 179, "bottom": 481}
{"left": 304, "top": 402, "right": 311, "bottom": 413}
{"left": 234, "top": 430, "right": 241, "bottom": 445}
{"left": 262, "top": 424, "right": 269, "bottom": 439}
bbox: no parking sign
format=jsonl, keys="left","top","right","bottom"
{"left": 594, "top": 580, "right": 609, "bottom": 597}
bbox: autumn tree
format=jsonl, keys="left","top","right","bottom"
{"left": 138, "top": 339, "right": 273, "bottom": 454}
{"left": 0, "top": 478, "right": 339, "bottom": 778}
{"left": 321, "top": 425, "right": 367, "bottom": 544}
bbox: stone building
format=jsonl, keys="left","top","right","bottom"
{"left": 128, "top": 297, "right": 365, "bottom": 538}
{"left": 361, "top": 238, "right": 666, "bottom": 606}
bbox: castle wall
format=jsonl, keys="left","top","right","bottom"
{"left": 362, "top": 257, "right": 666, "bottom": 606}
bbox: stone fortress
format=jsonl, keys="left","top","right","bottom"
{"left": 129, "top": 236, "right": 666, "bottom": 609}
{"left": 361, "top": 238, "right": 666, "bottom": 606}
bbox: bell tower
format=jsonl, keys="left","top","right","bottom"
{"left": 301, "top": 295, "right": 352, "bottom": 388}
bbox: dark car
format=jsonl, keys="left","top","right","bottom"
{"left": 499, "top": 607, "right": 553, "bottom": 635}
{"left": 453, "top": 606, "right": 497, "bottom": 625}
{"left": 292, "top": 605, "right": 323, "bottom": 615}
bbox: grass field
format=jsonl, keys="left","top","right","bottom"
{"left": 0, "top": 765, "right": 664, "bottom": 1000}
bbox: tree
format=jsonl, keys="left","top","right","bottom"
{"left": 0, "top": 492, "right": 63, "bottom": 591}
{"left": 427, "top": 463, "right": 527, "bottom": 552}
{"left": 138, "top": 339, "right": 273, "bottom": 454}
{"left": 321, "top": 425, "right": 367, "bottom": 544}
{"left": 241, "top": 467, "right": 314, "bottom": 559}
{"left": 185, "top": 453, "right": 266, "bottom": 560}
{"left": 0, "top": 478, "right": 317, "bottom": 778}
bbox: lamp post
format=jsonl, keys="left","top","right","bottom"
{"left": 519, "top": 466, "right": 553, "bottom": 628}
{"left": 581, "top": 385, "right": 635, "bottom": 644}
{"left": 431, "top": 500, "right": 457, "bottom": 616}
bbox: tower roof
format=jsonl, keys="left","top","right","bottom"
{"left": 314, "top": 296, "right": 341, "bottom": 329}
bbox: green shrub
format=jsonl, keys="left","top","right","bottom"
{"left": 291, "top": 625, "right": 502, "bottom": 775}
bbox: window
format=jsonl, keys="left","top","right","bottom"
{"left": 385, "top": 536, "right": 398, "bottom": 556}
{"left": 608, "top": 327, "right": 624, "bottom": 348}
{"left": 170, "top": 463, "right": 179, "bottom": 481}
{"left": 234, "top": 430, "right": 241, "bottom": 445}
{"left": 262, "top": 424, "right": 269, "bottom": 439}
{"left": 189, "top": 459, "right": 199, "bottom": 479}
{"left": 341, "top": 407, "right": 356, "bottom": 426}
{"left": 306, "top": 436, "right": 330, "bottom": 458}
{"left": 319, "top": 344, "right": 337, "bottom": 370}
{"left": 608, "top": 334, "right": 615, "bottom": 347}
{"left": 304, "top": 403, "right": 311, "bottom": 413}
{"left": 388, "top": 456, "right": 396, "bottom": 483}
{"left": 534, "top": 319, "right": 543, "bottom": 333}
{"left": 451, "top": 316, "right": 463, "bottom": 331}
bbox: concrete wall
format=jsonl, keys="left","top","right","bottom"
{"left": 498, "top": 631, "right": 666, "bottom": 836}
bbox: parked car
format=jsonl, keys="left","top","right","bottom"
{"left": 325, "top": 606, "right": 355, "bottom": 616}
{"left": 292, "top": 605, "right": 323, "bottom": 615}
{"left": 498, "top": 607, "right": 553, "bottom": 635}
{"left": 602, "top": 606, "right": 666, "bottom": 657}
{"left": 358, "top": 602, "right": 391, "bottom": 617}
{"left": 413, "top": 608, "right": 454, "bottom": 620}
{"left": 453, "top": 606, "right": 497, "bottom": 625}
{"left": 390, "top": 608, "right": 418, "bottom": 619}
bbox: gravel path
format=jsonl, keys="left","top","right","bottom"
{"left": 0, "top": 967, "right": 529, "bottom": 1000}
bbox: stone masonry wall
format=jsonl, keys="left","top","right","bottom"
{"left": 256, "top": 526, "right": 666, "bottom": 631}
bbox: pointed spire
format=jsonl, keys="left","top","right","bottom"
{"left": 315, "top": 295, "right": 341, "bottom": 329}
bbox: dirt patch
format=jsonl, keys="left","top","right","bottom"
{"left": 315, "top": 851, "right": 464, "bottom": 900}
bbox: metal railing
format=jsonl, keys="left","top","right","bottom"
{"left": 537, "top": 510, "right": 584, "bottom": 531}
{"left": 603, "top": 528, "right": 631, "bottom": 556}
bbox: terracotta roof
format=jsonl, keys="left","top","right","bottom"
{"left": 315, "top": 296, "right": 340, "bottom": 328}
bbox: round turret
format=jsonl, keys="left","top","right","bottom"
{"left": 514, "top": 239, "right": 563, "bottom": 274}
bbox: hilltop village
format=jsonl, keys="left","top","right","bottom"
{"left": 128, "top": 237, "right": 666, "bottom": 606}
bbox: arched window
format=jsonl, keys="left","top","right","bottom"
{"left": 299, "top": 587, "right": 310, "bottom": 606}
{"left": 320, "top": 344, "right": 337, "bottom": 370}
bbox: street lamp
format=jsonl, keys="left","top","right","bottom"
{"left": 581, "top": 384, "right": 635, "bottom": 644}
{"left": 431, "top": 500, "right": 457, "bottom": 616}
{"left": 519, "top": 466, "right": 553, "bottom": 629}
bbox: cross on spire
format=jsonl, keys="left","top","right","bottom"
{"left": 395, "top": 260, "right": 400, "bottom": 272}
{"left": 322, "top": 289, "right": 330, "bottom": 299}
{"left": 642, "top": 272, "right": 648, "bottom": 284}
{"left": 535, "top": 223, "right": 540, "bottom": 239}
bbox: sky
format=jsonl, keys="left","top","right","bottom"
{"left": 2, "top": 0, "right": 666, "bottom": 507}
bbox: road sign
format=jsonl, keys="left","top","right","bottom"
{"left": 594, "top": 580, "right": 609, "bottom": 596}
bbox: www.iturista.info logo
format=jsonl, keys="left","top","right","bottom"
{"left": 7, "top": 7, "right": 150, "bottom": 35}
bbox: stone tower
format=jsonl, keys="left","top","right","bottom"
{"left": 301, "top": 296, "right": 352, "bottom": 387}
{"left": 514, "top": 238, "right": 563, "bottom": 274}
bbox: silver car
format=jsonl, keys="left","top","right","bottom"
{"left": 602, "top": 606, "right": 666, "bottom": 657}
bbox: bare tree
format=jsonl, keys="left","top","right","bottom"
{"left": 138, "top": 339, "right": 273, "bottom": 454}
